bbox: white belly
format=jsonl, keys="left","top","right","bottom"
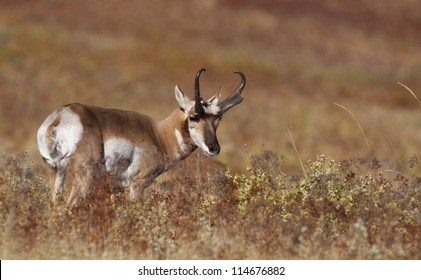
{"left": 104, "top": 138, "right": 142, "bottom": 185}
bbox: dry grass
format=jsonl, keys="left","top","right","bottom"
{"left": 1, "top": 151, "right": 420, "bottom": 259}
{"left": 398, "top": 82, "right": 421, "bottom": 110}
{"left": 334, "top": 103, "right": 371, "bottom": 154}
{"left": 1, "top": 0, "right": 421, "bottom": 259}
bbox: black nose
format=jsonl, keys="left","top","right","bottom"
{"left": 209, "top": 144, "right": 220, "bottom": 155}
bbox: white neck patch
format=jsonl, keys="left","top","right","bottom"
{"left": 175, "top": 129, "right": 187, "bottom": 155}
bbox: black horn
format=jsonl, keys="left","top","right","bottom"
{"left": 218, "top": 71, "right": 246, "bottom": 114}
{"left": 194, "top": 68, "right": 206, "bottom": 115}
{"left": 233, "top": 71, "right": 246, "bottom": 95}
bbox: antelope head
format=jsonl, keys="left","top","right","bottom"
{"left": 174, "top": 68, "right": 246, "bottom": 157}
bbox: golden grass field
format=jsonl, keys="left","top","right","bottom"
{"left": 1, "top": 0, "right": 420, "bottom": 259}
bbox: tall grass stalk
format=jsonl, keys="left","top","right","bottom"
{"left": 398, "top": 82, "right": 421, "bottom": 109}
{"left": 377, "top": 131, "right": 406, "bottom": 177}
{"left": 334, "top": 102, "right": 372, "bottom": 154}
{"left": 287, "top": 126, "right": 307, "bottom": 178}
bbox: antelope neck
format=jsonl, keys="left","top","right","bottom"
{"left": 156, "top": 109, "right": 196, "bottom": 162}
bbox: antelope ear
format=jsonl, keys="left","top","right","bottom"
{"left": 175, "top": 85, "right": 191, "bottom": 111}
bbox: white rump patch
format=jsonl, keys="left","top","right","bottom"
{"left": 37, "top": 106, "right": 83, "bottom": 166}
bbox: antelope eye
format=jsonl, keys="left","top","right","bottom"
{"left": 189, "top": 115, "right": 200, "bottom": 122}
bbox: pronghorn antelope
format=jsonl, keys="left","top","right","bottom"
{"left": 37, "top": 68, "right": 246, "bottom": 206}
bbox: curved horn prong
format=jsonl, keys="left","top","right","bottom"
{"left": 207, "top": 86, "right": 222, "bottom": 104}
{"left": 218, "top": 71, "right": 246, "bottom": 114}
{"left": 194, "top": 68, "right": 206, "bottom": 115}
{"left": 233, "top": 71, "right": 246, "bottom": 94}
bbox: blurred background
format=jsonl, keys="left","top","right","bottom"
{"left": 1, "top": 0, "right": 420, "bottom": 173}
